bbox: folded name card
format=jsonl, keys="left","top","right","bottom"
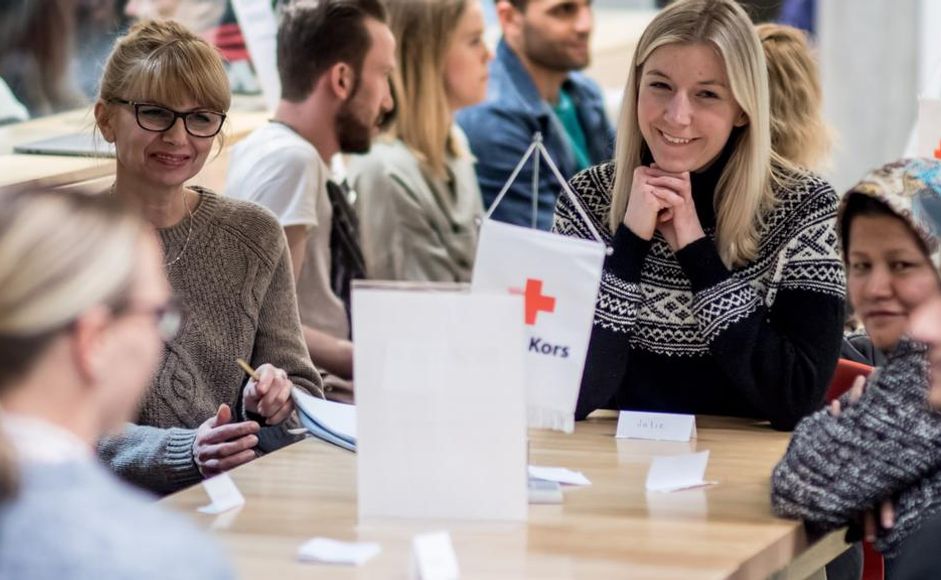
{"left": 410, "top": 531, "right": 460, "bottom": 580}
{"left": 645, "top": 450, "right": 716, "bottom": 493}
{"left": 527, "top": 465, "right": 591, "bottom": 486}
{"left": 197, "top": 473, "right": 245, "bottom": 514}
{"left": 298, "top": 538, "right": 381, "bottom": 566}
{"left": 616, "top": 411, "right": 696, "bottom": 442}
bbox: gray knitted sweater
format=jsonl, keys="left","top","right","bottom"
{"left": 98, "top": 188, "right": 323, "bottom": 495}
{"left": 0, "top": 460, "right": 233, "bottom": 579}
{"left": 771, "top": 338, "right": 941, "bottom": 556}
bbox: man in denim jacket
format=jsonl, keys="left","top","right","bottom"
{"left": 457, "top": 0, "right": 614, "bottom": 231}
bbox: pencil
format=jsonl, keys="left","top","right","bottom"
{"left": 236, "top": 358, "right": 260, "bottom": 381}
{"left": 236, "top": 358, "right": 326, "bottom": 400}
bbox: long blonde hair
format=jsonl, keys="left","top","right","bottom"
{"left": 0, "top": 188, "right": 144, "bottom": 501}
{"left": 611, "top": 0, "right": 781, "bottom": 267}
{"left": 97, "top": 20, "right": 231, "bottom": 147}
{"left": 384, "top": 0, "right": 468, "bottom": 178}
{"left": 757, "top": 23, "right": 832, "bottom": 172}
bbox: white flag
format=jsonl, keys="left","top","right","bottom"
{"left": 471, "top": 135, "right": 606, "bottom": 433}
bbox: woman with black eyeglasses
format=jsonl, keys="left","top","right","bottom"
{"left": 93, "top": 20, "right": 323, "bottom": 495}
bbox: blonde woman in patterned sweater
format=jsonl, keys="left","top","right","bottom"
{"left": 553, "top": 0, "right": 845, "bottom": 430}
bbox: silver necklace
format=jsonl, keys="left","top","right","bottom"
{"left": 111, "top": 184, "right": 195, "bottom": 270}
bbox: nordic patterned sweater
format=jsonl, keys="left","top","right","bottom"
{"left": 553, "top": 161, "right": 846, "bottom": 430}
{"left": 771, "top": 339, "right": 941, "bottom": 557}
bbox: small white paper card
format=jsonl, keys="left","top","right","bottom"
{"left": 917, "top": 98, "right": 941, "bottom": 160}
{"left": 297, "top": 538, "right": 381, "bottom": 566}
{"left": 528, "top": 465, "right": 591, "bottom": 486}
{"left": 616, "top": 411, "right": 697, "bottom": 442}
{"left": 197, "top": 473, "right": 245, "bottom": 514}
{"left": 645, "top": 451, "right": 716, "bottom": 493}
{"left": 410, "top": 532, "right": 459, "bottom": 580}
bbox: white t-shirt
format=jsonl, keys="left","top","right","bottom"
{"left": 225, "top": 122, "right": 349, "bottom": 339}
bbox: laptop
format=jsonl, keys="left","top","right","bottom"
{"left": 13, "top": 132, "right": 116, "bottom": 158}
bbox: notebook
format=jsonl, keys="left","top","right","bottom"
{"left": 292, "top": 387, "right": 356, "bottom": 452}
{"left": 13, "top": 132, "right": 115, "bottom": 157}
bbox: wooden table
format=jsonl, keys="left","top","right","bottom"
{"left": 161, "top": 413, "right": 847, "bottom": 579}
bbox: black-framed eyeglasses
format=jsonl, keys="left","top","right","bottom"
{"left": 110, "top": 98, "right": 226, "bottom": 138}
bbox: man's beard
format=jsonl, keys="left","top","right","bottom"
{"left": 521, "top": 23, "right": 590, "bottom": 73}
{"left": 335, "top": 98, "right": 375, "bottom": 155}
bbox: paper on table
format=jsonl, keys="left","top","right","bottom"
{"left": 410, "top": 531, "right": 460, "bottom": 580}
{"left": 209, "top": 506, "right": 243, "bottom": 530}
{"left": 528, "top": 465, "right": 591, "bottom": 486}
{"left": 615, "top": 411, "right": 696, "bottom": 442}
{"left": 645, "top": 450, "right": 716, "bottom": 493}
{"left": 197, "top": 473, "right": 245, "bottom": 514}
{"left": 297, "top": 538, "right": 381, "bottom": 566}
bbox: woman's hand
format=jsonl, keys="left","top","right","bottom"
{"left": 242, "top": 363, "right": 295, "bottom": 425}
{"left": 623, "top": 166, "right": 674, "bottom": 240}
{"left": 828, "top": 375, "right": 867, "bottom": 417}
{"left": 647, "top": 165, "right": 704, "bottom": 252}
{"left": 864, "top": 500, "right": 895, "bottom": 542}
{"left": 193, "top": 404, "right": 260, "bottom": 478}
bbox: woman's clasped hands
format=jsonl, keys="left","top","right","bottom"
{"left": 623, "top": 164, "right": 705, "bottom": 251}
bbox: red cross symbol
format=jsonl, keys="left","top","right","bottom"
{"left": 508, "top": 278, "right": 556, "bottom": 326}
{"left": 935, "top": 139, "right": 941, "bottom": 160}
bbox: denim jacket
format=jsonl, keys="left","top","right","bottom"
{"left": 457, "top": 39, "right": 615, "bottom": 230}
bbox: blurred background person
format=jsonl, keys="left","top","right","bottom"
{"left": 0, "top": 0, "right": 84, "bottom": 118}
{"left": 757, "top": 23, "right": 832, "bottom": 173}
{"left": 457, "top": 0, "right": 613, "bottom": 231}
{"left": 347, "top": 0, "right": 490, "bottom": 282}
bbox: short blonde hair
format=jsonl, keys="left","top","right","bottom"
{"left": 757, "top": 23, "right": 832, "bottom": 172}
{"left": 0, "top": 187, "right": 145, "bottom": 500}
{"left": 384, "top": 0, "right": 468, "bottom": 178}
{"left": 611, "top": 0, "right": 782, "bottom": 267}
{"left": 97, "top": 20, "right": 230, "bottom": 143}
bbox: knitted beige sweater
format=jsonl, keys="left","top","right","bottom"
{"left": 98, "top": 188, "right": 323, "bottom": 494}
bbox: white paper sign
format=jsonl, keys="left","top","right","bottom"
{"left": 410, "top": 532, "right": 459, "bottom": 580}
{"left": 616, "top": 411, "right": 697, "bottom": 442}
{"left": 298, "top": 538, "right": 381, "bottom": 566}
{"left": 230, "top": 0, "right": 281, "bottom": 112}
{"left": 528, "top": 465, "right": 591, "bottom": 486}
{"left": 197, "top": 473, "right": 245, "bottom": 514}
{"left": 472, "top": 220, "right": 605, "bottom": 433}
{"left": 354, "top": 284, "right": 528, "bottom": 522}
{"left": 645, "top": 451, "right": 716, "bottom": 493}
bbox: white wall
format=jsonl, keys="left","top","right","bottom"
{"left": 818, "top": 0, "right": 919, "bottom": 191}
